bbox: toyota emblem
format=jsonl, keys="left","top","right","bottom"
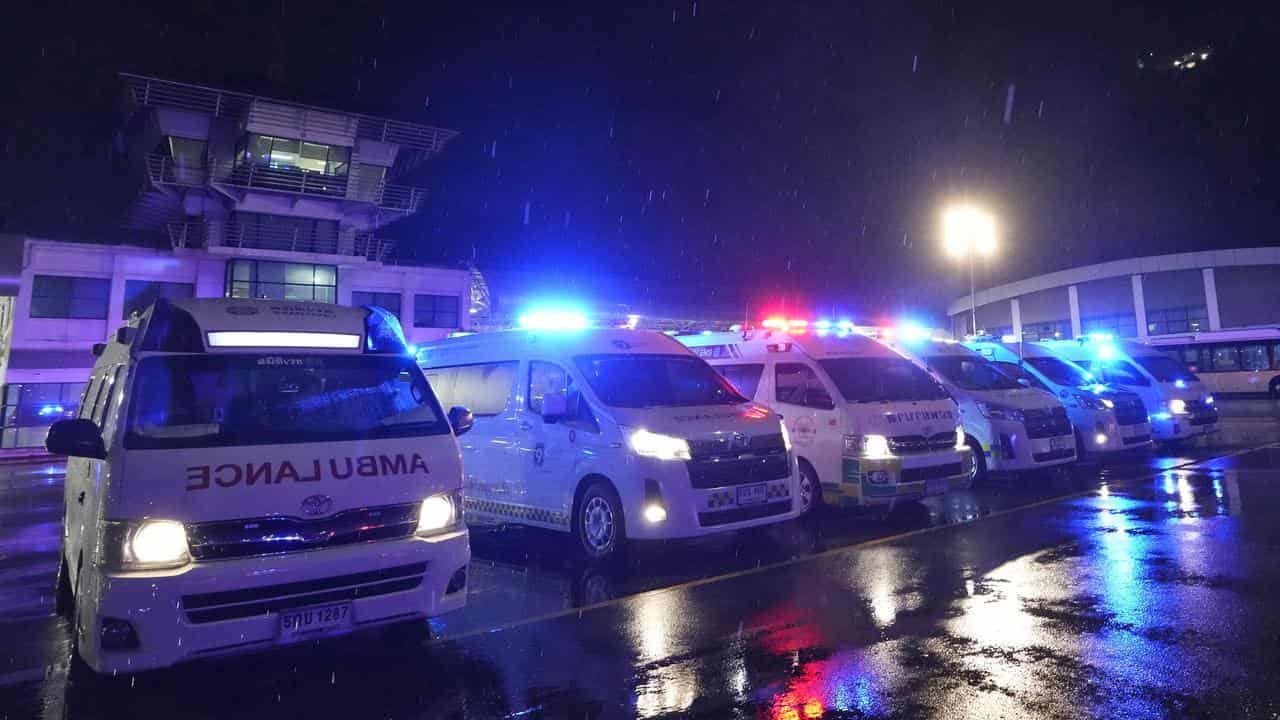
{"left": 300, "top": 494, "right": 334, "bottom": 517}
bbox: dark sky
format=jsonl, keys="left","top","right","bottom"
{"left": 2, "top": 1, "right": 1277, "bottom": 323}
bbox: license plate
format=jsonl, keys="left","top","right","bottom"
{"left": 736, "top": 483, "right": 768, "bottom": 506}
{"left": 1049, "top": 436, "right": 1066, "bottom": 451}
{"left": 279, "top": 602, "right": 352, "bottom": 641}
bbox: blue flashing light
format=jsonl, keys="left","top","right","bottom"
{"left": 814, "top": 320, "right": 833, "bottom": 329}
{"left": 1205, "top": 394, "right": 1215, "bottom": 405}
{"left": 1152, "top": 411, "right": 1173, "bottom": 421}
{"left": 1096, "top": 344, "right": 1116, "bottom": 361}
{"left": 1174, "top": 379, "right": 1187, "bottom": 389}
{"left": 699, "top": 330, "right": 713, "bottom": 335}
{"left": 37, "top": 404, "right": 65, "bottom": 417}
{"left": 1000, "top": 334, "right": 1018, "bottom": 343}
{"left": 837, "top": 319, "right": 855, "bottom": 331}
{"left": 729, "top": 324, "right": 742, "bottom": 332}
{"left": 517, "top": 306, "right": 590, "bottom": 331}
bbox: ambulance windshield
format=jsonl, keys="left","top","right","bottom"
{"left": 124, "top": 354, "right": 449, "bottom": 449}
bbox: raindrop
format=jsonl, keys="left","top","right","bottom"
{"left": 424, "top": 96, "right": 431, "bottom": 108}
{"left": 912, "top": 54, "right": 918, "bottom": 72}
{"left": 356, "top": 79, "right": 362, "bottom": 92}
{"left": 672, "top": 9, "right": 677, "bottom": 22}
{"left": 1037, "top": 99, "right": 1045, "bottom": 118}
{"left": 372, "top": 57, "right": 378, "bottom": 70}
{"left": 508, "top": 76, "right": 514, "bottom": 89}
{"left": 1003, "top": 83, "right": 1016, "bottom": 125}
{"left": 714, "top": 89, "right": 722, "bottom": 102}
{"left": 330, "top": 672, "right": 336, "bottom": 684}
{"left": 490, "top": 141, "right": 498, "bottom": 159}
{"left": 692, "top": 1, "right": 698, "bottom": 17}
{"left": 748, "top": 27, "right": 756, "bottom": 40}
{"left": 523, "top": 201, "right": 531, "bottom": 225}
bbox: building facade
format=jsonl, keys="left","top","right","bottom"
{"left": 947, "top": 248, "right": 1280, "bottom": 342}
{"left": 0, "top": 75, "right": 469, "bottom": 448}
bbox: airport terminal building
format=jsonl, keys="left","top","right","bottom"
{"left": 0, "top": 75, "right": 471, "bottom": 448}
{"left": 948, "top": 248, "right": 1280, "bottom": 342}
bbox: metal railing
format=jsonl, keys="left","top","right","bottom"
{"left": 353, "top": 233, "right": 397, "bottom": 262}
{"left": 121, "top": 73, "right": 459, "bottom": 156}
{"left": 167, "top": 222, "right": 208, "bottom": 250}
{"left": 166, "top": 220, "right": 396, "bottom": 260}
{"left": 218, "top": 162, "right": 350, "bottom": 199}
{"left": 147, "top": 154, "right": 207, "bottom": 187}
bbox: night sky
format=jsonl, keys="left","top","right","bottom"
{"left": 2, "top": 1, "right": 1277, "bottom": 322}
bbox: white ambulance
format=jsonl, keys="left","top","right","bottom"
{"left": 417, "top": 328, "right": 801, "bottom": 559}
{"left": 1035, "top": 337, "right": 1218, "bottom": 443}
{"left": 963, "top": 338, "right": 1153, "bottom": 457}
{"left": 887, "top": 338, "right": 1077, "bottom": 477}
{"left": 48, "top": 299, "right": 471, "bottom": 674}
{"left": 678, "top": 328, "right": 972, "bottom": 507}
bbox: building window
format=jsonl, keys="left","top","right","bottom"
{"left": 1146, "top": 305, "right": 1208, "bottom": 336}
{"left": 414, "top": 294, "right": 460, "bottom": 328}
{"left": 351, "top": 291, "right": 402, "bottom": 318}
{"left": 1021, "top": 320, "right": 1072, "bottom": 342}
{"left": 227, "top": 260, "right": 337, "bottom": 303}
{"left": 1, "top": 382, "right": 86, "bottom": 448}
{"left": 29, "top": 275, "right": 111, "bottom": 319}
{"left": 123, "top": 280, "right": 195, "bottom": 319}
{"left": 241, "top": 134, "right": 350, "bottom": 176}
{"left": 1082, "top": 313, "right": 1137, "bottom": 338}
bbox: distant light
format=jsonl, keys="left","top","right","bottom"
{"left": 207, "top": 331, "right": 361, "bottom": 349}
{"left": 837, "top": 319, "right": 855, "bottom": 330}
{"left": 1097, "top": 344, "right": 1116, "bottom": 361}
{"left": 625, "top": 314, "right": 641, "bottom": 330}
{"left": 1205, "top": 394, "right": 1214, "bottom": 405}
{"left": 761, "top": 317, "right": 786, "bottom": 329}
{"left": 1095, "top": 433, "right": 1108, "bottom": 446}
{"left": 405, "top": 343, "right": 418, "bottom": 356}
{"left": 1000, "top": 334, "right": 1017, "bottom": 343}
{"left": 663, "top": 330, "right": 679, "bottom": 336}
{"left": 814, "top": 320, "right": 833, "bottom": 329}
{"left": 447, "top": 331, "right": 475, "bottom": 338}
{"left": 729, "top": 324, "right": 742, "bottom": 332}
{"left": 37, "top": 404, "right": 65, "bottom": 417}
{"left": 896, "top": 321, "right": 930, "bottom": 342}
{"left": 1152, "top": 411, "right": 1173, "bottom": 421}
{"left": 517, "top": 307, "right": 589, "bottom": 330}
{"left": 941, "top": 204, "right": 998, "bottom": 258}
{"left": 699, "top": 330, "right": 713, "bottom": 335}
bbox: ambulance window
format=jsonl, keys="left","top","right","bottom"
{"left": 775, "top": 363, "right": 834, "bottom": 410}
{"left": 993, "top": 362, "right": 1049, "bottom": 392}
{"left": 717, "top": 364, "right": 763, "bottom": 399}
{"left": 528, "top": 361, "right": 597, "bottom": 431}
{"left": 425, "top": 361, "right": 517, "bottom": 416}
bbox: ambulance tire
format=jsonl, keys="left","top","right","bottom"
{"left": 966, "top": 437, "right": 987, "bottom": 484}
{"left": 383, "top": 617, "right": 434, "bottom": 651}
{"left": 797, "top": 460, "right": 822, "bottom": 515}
{"left": 575, "top": 480, "right": 626, "bottom": 561}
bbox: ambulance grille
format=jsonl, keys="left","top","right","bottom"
{"left": 1111, "top": 394, "right": 1148, "bottom": 426}
{"left": 186, "top": 502, "right": 419, "bottom": 561}
{"left": 1023, "top": 406, "right": 1073, "bottom": 439}
{"left": 887, "top": 432, "right": 956, "bottom": 455}
{"left": 686, "top": 433, "right": 790, "bottom": 489}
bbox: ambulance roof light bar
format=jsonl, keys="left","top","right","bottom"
{"left": 206, "top": 331, "right": 362, "bottom": 349}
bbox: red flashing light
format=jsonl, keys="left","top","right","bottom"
{"left": 761, "top": 317, "right": 786, "bottom": 329}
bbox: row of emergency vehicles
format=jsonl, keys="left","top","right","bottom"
{"left": 42, "top": 298, "right": 1217, "bottom": 674}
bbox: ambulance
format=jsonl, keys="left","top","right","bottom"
{"left": 886, "top": 337, "right": 1077, "bottom": 478}
{"left": 417, "top": 327, "right": 801, "bottom": 559}
{"left": 678, "top": 326, "right": 972, "bottom": 507}
{"left": 963, "top": 338, "right": 1152, "bottom": 457}
{"left": 1034, "top": 336, "right": 1217, "bottom": 443}
{"left": 47, "top": 298, "right": 472, "bottom": 674}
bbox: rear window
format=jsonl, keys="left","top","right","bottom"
{"left": 125, "top": 354, "right": 449, "bottom": 449}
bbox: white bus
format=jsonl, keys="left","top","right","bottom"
{"left": 48, "top": 299, "right": 471, "bottom": 674}
{"left": 418, "top": 327, "right": 801, "bottom": 559}
{"left": 678, "top": 328, "right": 972, "bottom": 508}
{"left": 1146, "top": 328, "right": 1280, "bottom": 396}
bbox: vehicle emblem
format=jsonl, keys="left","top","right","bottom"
{"left": 729, "top": 432, "right": 750, "bottom": 450}
{"left": 227, "top": 305, "right": 259, "bottom": 316}
{"left": 300, "top": 494, "right": 334, "bottom": 517}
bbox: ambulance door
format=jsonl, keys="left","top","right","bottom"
{"left": 520, "top": 360, "right": 602, "bottom": 529}
{"left": 770, "top": 360, "right": 843, "bottom": 487}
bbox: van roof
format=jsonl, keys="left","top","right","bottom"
{"left": 893, "top": 338, "right": 979, "bottom": 359}
{"left": 678, "top": 329, "right": 904, "bottom": 360}
{"left": 1033, "top": 337, "right": 1157, "bottom": 360}
{"left": 417, "top": 328, "right": 692, "bottom": 367}
{"left": 965, "top": 339, "right": 1057, "bottom": 359}
{"left": 108, "top": 298, "right": 404, "bottom": 357}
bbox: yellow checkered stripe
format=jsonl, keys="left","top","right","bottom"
{"left": 464, "top": 497, "right": 570, "bottom": 528}
{"left": 706, "top": 482, "right": 790, "bottom": 509}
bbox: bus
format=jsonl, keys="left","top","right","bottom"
{"left": 1145, "top": 328, "right": 1280, "bottom": 396}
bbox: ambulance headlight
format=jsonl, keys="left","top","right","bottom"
{"left": 628, "top": 428, "right": 692, "bottom": 461}
{"left": 843, "top": 434, "right": 892, "bottom": 459}
{"left": 417, "top": 492, "right": 460, "bottom": 535}
{"left": 103, "top": 519, "right": 190, "bottom": 570}
{"left": 1168, "top": 398, "right": 1188, "bottom": 415}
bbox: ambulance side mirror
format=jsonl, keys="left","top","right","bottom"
{"left": 540, "top": 391, "right": 569, "bottom": 422}
{"left": 447, "top": 406, "right": 474, "bottom": 437}
{"left": 46, "top": 418, "right": 106, "bottom": 460}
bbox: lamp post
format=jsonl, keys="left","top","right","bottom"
{"left": 942, "top": 204, "right": 998, "bottom": 336}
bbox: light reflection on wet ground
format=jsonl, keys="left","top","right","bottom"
{"left": 1, "top": 399, "right": 1279, "bottom": 718}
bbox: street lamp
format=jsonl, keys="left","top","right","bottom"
{"left": 942, "top": 204, "right": 998, "bottom": 336}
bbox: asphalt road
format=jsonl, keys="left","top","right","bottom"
{"left": 2, "top": 398, "right": 1279, "bottom": 718}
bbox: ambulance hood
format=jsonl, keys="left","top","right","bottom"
{"left": 106, "top": 435, "right": 462, "bottom": 523}
{"left": 606, "top": 402, "right": 782, "bottom": 441}
{"left": 846, "top": 398, "right": 960, "bottom": 436}
{"left": 955, "top": 386, "right": 1063, "bottom": 411}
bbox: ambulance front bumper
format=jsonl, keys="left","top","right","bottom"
{"left": 78, "top": 529, "right": 469, "bottom": 674}
{"left": 827, "top": 448, "right": 973, "bottom": 507}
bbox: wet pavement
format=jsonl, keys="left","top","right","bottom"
{"left": 2, "top": 398, "right": 1280, "bottom": 718}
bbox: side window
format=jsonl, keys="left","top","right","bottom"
{"left": 1272, "top": 344, "right": 1280, "bottom": 371}
{"left": 995, "top": 361, "right": 1048, "bottom": 391}
{"left": 528, "top": 361, "right": 596, "bottom": 431}
{"left": 424, "top": 362, "right": 517, "bottom": 416}
{"left": 775, "top": 363, "right": 835, "bottom": 410}
{"left": 716, "top": 363, "right": 764, "bottom": 399}
{"left": 1210, "top": 345, "right": 1240, "bottom": 372}
{"left": 1240, "top": 344, "right": 1269, "bottom": 372}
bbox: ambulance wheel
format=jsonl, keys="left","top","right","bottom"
{"left": 1269, "top": 377, "right": 1280, "bottom": 398}
{"left": 54, "top": 551, "right": 74, "bottom": 618}
{"left": 797, "top": 460, "right": 821, "bottom": 514}
{"left": 575, "top": 480, "right": 626, "bottom": 560}
{"left": 966, "top": 438, "right": 987, "bottom": 484}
